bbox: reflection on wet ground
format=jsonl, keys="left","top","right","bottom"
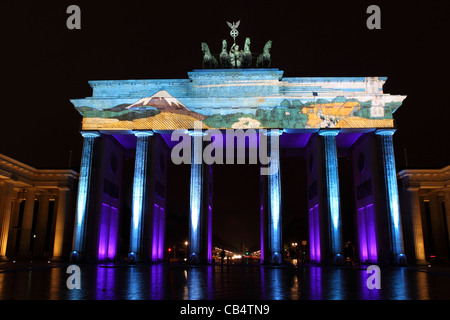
{"left": 1, "top": 262, "right": 449, "bottom": 300}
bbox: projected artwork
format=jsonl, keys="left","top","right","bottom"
{"left": 72, "top": 69, "right": 405, "bottom": 130}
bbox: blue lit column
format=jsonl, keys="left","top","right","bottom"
{"left": 318, "top": 130, "right": 343, "bottom": 264}
{"left": 71, "top": 131, "right": 100, "bottom": 261}
{"left": 265, "top": 129, "right": 283, "bottom": 264}
{"left": 188, "top": 130, "right": 205, "bottom": 264}
{"left": 129, "top": 131, "right": 153, "bottom": 262}
{"left": 376, "top": 129, "right": 406, "bottom": 264}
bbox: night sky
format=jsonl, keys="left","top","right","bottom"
{"left": 2, "top": 1, "right": 449, "bottom": 252}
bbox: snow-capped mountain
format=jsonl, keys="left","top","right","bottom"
{"left": 126, "top": 90, "right": 189, "bottom": 110}
{"left": 125, "top": 90, "right": 207, "bottom": 121}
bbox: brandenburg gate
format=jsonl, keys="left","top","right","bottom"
{"left": 69, "top": 65, "right": 409, "bottom": 266}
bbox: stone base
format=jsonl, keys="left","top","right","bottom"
{"left": 189, "top": 253, "right": 199, "bottom": 265}
{"left": 51, "top": 256, "right": 64, "bottom": 262}
{"left": 128, "top": 252, "right": 137, "bottom": 264}
{"left": 69, "top": 251, "right": 80, "bottom": 262}
{"left": 395, "top": 254, "right": 408, "bottom": 266}
{"left": 414, "top": 259, "right": 428, "bottom": 266}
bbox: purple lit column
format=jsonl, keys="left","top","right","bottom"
{"left": 318, "top": 130, "right": 343, "bottom": 264}
{"left": 107, "top": 206, "right": 118, "bottom": 259}
{"left": 158, "top": 207, "right": 165, "bottom": 261}
{"left": 206, "top": 165, "right": 213, "bottom": 263}
{"left": 152, "top": 204, "right": 165, "bottom": 262}
{"left": 129, "top": 131, "right": 153, "bottom": 262}
{"left": 357, "top": 203, "right": 378, "bottom": 263}
{"left": 98, "top": 203, "right": 111, "bottom": 260}
{"left": 376, "top": 129, "right": 406, "bottom": 264}
{"left": 309, "top": 204, "right": 320, "bottom": 262}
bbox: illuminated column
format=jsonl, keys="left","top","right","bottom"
{"left": 5, "top": 199, "right": 21, "bottom": 258}
{"left": 407, "top": 187, "right": 426, "bottom": 263}
{"left": 207, "top": 203, "right": 212, "bottom": 263}
{"left": 18, "top": 188, "right": 36, "bottom": 258}
{"left": 318, "top": 130, "right": 343, "bottom": 263}
{"left": 376, "top": 129, "right": 406, "bottom": 264}
{"left": 34, "top": 192, "right": 50, "bottom": 257}
{"left": 188, "top": 130, "right": 205, "bottom": 264}
{"left": 71, "top": 131, "right": 100, "bottom": 260}
{"left": 151, "top": 204, "right": 160, "bottom": 261}
{"left": 445, "top": 190, "right": 450, "bottom": 248}
{"left": 206, "top": 165, "right": 213, "bottom": 263}
{"left": 0, "top": 181, "right": 14, "bottom": 260}
{"left": 151, "top": 204, "right": 165, "bottom": 262}
{"left": 265, "top": 129, "right": 283, "bottom": 264}
{"left": 158, "top": 207, "right": 165, "bottom": 261}
{"left": 129, "top": 131, "right": 153, "bottom": 262}
{"left": 260, "top": 172, "right": 267, "bottom": 264}
{"left": 429, "top": 193, "right": 449, "bottom": 262}
{"left": 52, "top": 187, "right": 69, "bottom": 260}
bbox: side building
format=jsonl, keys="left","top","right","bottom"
{"left": 0, "top": 153, "right": 78, "bottom": 261}
{"left": 398, "top": 165, "right": 450, "bottom": 265}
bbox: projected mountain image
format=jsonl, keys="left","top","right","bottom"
{"left": 77, "top": 92, "right": 399, "bottom": 130}
{"left": 78, "top": 90, "right": 209, "bottom": 130}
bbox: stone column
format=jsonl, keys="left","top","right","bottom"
{"left": 407, "top": 187, "right": 426, "bottom": 263}
{"left": 445, "top": 189, "right": 450, "bottom": 249}
{"left": 0, "top": 180, "right": 14, "bottom": 260}
{"left": 71, "top": 131, "right": 100, "bottom": 261}
{"left": 261, "top": 129, "right": 283, "bottom": 264}
{"left": 188, "top": 129, "right": 206, "bottom": 264}
{"left": 34, "top": 192, "right": 50, "bottom": 257}
{"left": 52, "top": 187, "right": 69, "bottom": 260}
{"left": 429, "top": 193, "right": 449, "bottom": 262}
{"left": 206, "top": 165, "right": 213, "bottom": 264}
{"left": 260, "top": 168, "right": 268, "bottom": 264}
{"left": 6, "top": 199, "right": 22, "bottom": 257}
{"left": 18, "top": 188, "right": 36, "bottom": 258}
{"left": 376, "top": 129, "right": 406, "bottom": 264}
{"left": 319, "top": 129, "right": 343, "bottom": 264}
{"left": 129, "top": 131, "right": 153, "bottom": 262}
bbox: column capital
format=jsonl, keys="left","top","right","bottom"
{"left": 188, "top": 130, "right": 207, "bottom": 137}
{"left": 36, "top": 189, "right": 51, "bottom": 196}
{"left": 133, "top": 130, "right": 154, "bottom": 137}
{"left": 0, "top": 179, "right": 15, "bottom": 187}
{"left": 80, "top": 131, "right": 101, "bottom": 138}
{"left": 375, "top": 128, "right": 396, "bottom": 136}
{"left": 262, "top": 129, "right": 283, "bottom": 136}
{"left": 318, "top": 129, "right": 340, "bottom": 137}
{"left": 407, "top": 186, "right": 421, "bottom": 193}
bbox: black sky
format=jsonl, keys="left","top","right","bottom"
{"left": 2, "top": 0, "right": 450, "bottom": 251}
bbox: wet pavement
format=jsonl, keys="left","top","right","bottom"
{"left": 1, "top": 261, "right": 450, "bottom": 300}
